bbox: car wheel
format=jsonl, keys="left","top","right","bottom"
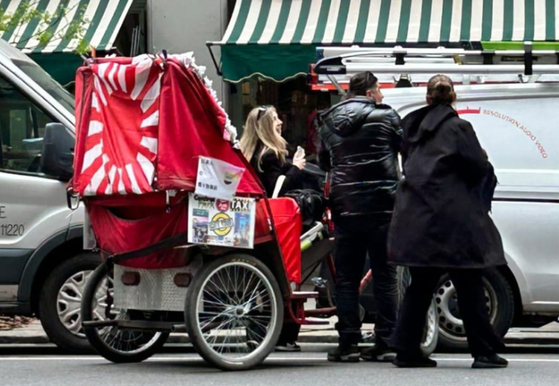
{"left": 39, "top": 253, "right": 102, "bottom": 353}
{"left": 436, "top": 268, "right": 515, "bottom": 351}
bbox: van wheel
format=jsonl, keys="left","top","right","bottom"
{"left": 39, "top": 253, "right": 102, "bottom": 353}
{"left": 435, "top": 268, "right": 515, "bottom": 351}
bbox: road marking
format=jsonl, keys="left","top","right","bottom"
{"left": 0, "top": 356, "right": 558, "bottom": 363}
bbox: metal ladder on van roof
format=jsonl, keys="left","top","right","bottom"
{"left": 311, "top": 42, "right": 559, "bottom": 94}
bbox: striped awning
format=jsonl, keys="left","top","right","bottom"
{"left": 218, "top": 0, "right": 559, "bottom": 82}
{"left": 0, "top": 0, "right": 132, "bottom": 54}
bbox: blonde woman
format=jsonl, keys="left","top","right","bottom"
{"left": 240, "top": 106, "right": 306, "bottom": 197}
{"left": 240, "top": 105, "right": 305, "bottom": 352}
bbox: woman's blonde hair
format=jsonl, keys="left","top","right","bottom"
{"left": 240, "top": 106, "right": 287, "bottom": 169}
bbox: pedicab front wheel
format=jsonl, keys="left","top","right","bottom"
{"left": 185, "top": 254, "right": 284, "bottom": 371}
{"left": 81, "top": 263, "right": 169, "bottom": 363}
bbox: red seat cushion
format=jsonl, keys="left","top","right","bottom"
{"left": 267, "top": 198, "right": 302, "bottom": 284}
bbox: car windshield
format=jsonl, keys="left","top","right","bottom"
{"left": 11, "top": 59, "right": 75, "bottom": 115}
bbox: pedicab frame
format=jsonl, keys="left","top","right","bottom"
{"left": 73, "top": 52, "right": 324, "bottom": 371}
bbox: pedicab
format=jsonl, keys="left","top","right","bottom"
{"left": 73, "top": 52, "right": 324, "bottom": 370}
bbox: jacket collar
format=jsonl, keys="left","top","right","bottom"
{"left": 404, "top": 104, "right": 457, "bottom": 143}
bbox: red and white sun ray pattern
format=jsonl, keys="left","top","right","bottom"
{"left": 80, "top": 55, "right": 163, "bottom": 196}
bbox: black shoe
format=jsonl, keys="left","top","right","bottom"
{"left": 360, "top": 345, "right": 396, "bottom": 362}
{"left": 393, "top": 356, "right": 437, "bottom": 368}
{"left": 327, "top": 344, "right": 360, "bottom": 362}
{"left": 472, "top": 354, "right": 508, "bottom": 369}
{"left": 275, "top": 341, "right": 302, "bottom": 352}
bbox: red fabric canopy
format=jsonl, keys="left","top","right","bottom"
{"left": 71, "top": 54, "right": 304, "bottom": 278}
{"left": 72, "top": 55, "right": 262, "bottom": 197}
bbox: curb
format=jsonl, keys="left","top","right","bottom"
{"left": 0, "top": 335, "right": 50, "bottom": 344}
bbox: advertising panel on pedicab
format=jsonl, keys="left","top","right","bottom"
{"left": 187, "top": 194, "right": 256, "bottom": 249}
{"left": 188, "top": 156, "right": 256, "bottom": 248}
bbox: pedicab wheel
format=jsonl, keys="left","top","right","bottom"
{"left": 81, "top": 263, "right": 169, "bottom": 363}
{"left": 185, "top": 254, "right": 284, "bottom": 371}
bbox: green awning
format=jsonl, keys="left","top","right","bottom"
{"left": 27, "top": 52, "right": 83, "bottom": 87}
{"left": 0, "top": 0, "right": 133, "bottom": 53}
{"left": 219, "top": 0, "right": 559, "bottom": 83}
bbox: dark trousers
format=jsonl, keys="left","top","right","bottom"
{"left": 334, "top": 220, "right": 398, "bottom": 346}
{"left": 278, "top": 321, "right": 300, "bottom": 344}
{"left": 392, "top": 267, "right": 505, "bottom": 358}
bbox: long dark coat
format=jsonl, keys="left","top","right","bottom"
{"left": 387, "top": 104, "right": 507, "bottom": 269}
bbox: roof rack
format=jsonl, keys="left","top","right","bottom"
{"left": 310, "top": 42, "right": 559, "bottom": 94}
{"left": 314, "top": 42, "right": 559, "bottom": 76}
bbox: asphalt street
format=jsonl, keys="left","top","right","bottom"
{"left": 1, "top": 351, "right": 558, "bottom": 386}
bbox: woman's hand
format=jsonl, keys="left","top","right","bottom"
{"left": 293, "top": 148, "right": 306, "bottom": 170}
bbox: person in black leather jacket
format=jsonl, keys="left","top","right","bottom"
{"left": 318, "top": 72, "right": 402, "bottom": 362}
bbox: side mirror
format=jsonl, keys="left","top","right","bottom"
{"left": 40, "top": 122, "right": 74, "bottom": 181}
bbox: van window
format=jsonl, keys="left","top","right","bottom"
{"left": 12, "top": 59, "right": 75, "bottom": 115}
{"left": 0, "top": 76, "right": 55, "bottom": 175}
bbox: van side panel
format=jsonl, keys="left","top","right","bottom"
{"left": 455, "top": 97, "right": 559, "bottom": 309}
{"left": 0, "top": 249, "right": 32, "bottom": 283}
{"left": 17, "top": 230, "right": 68, "bottom": 303}
{"left": 456, "top": 98, "right": 558, "bottom": 197}
{"left": 492, "top": 201, "right": 559, "bottom": 311}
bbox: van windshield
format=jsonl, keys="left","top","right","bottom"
{"left": 11, "top": 59, "right": 75, "bottom": 115}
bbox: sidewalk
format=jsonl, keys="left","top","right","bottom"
{"left": 1, "top": 318, "right": 558, "bottom": 346}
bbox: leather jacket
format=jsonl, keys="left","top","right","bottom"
{"left": 318, "top": 97, "right": 402, "bottom": 223}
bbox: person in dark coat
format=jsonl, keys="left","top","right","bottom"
{"left": 318, "top": 72, "right": 402, "bottom": 362}
{"left": 388, "top": 74, "right": 508, "bottom": 369}
{"left": 240, "top": 105, "right": 305, "bottom": 352}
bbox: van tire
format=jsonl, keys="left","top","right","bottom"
{"left": 39, "top": 253, "right": 102, "bottom": 353}
{"left": 436, "top": 268, "right": 515, "bottom": 351}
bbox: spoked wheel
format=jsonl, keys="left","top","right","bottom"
{"left": 185, "top": 254, "right": 283, "bottom": 371}
{"left": 397, "top": 267, "right": 439, "bottom": 357}
{"left": 81, "top": 263, "right": 169, "bottom": 363}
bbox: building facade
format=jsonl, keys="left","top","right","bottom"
{"left": 147, "top": 0, "right": 229, "bottom": 103}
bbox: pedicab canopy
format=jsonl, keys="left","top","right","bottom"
{"left": 72, "top": 53, "right": 262, "bottom": 197}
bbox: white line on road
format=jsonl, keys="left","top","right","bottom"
{"left": 0, "top": 356, "right": 558, "bottom": 363}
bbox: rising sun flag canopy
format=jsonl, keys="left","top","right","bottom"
{"left": 215, "top": 0, "right": 559, "bottom": 83}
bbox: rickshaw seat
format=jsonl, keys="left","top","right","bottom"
{"left": 255, "top": 198, "right": 302, "bottom": 284}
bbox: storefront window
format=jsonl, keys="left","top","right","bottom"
{"left": 228, "top": 76, "right": 333, "bottom": 159}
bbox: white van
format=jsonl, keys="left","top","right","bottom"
{"left": 314, "top": 47, "right": 559, "bottom": 349}
{"left": 0, "top": 39, "right": 100, "bottom": 351}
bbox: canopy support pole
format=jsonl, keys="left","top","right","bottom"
{"left": 206, "top": 42, "right": 223, "bottom": 77}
